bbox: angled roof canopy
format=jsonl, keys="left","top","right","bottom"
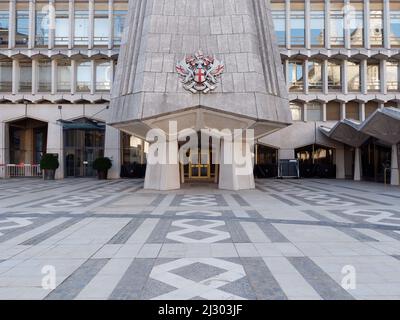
{"left": 320, "top": 107, "right": 400, "bottom": 146}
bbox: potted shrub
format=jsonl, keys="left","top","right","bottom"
{"left": 93, "top": 157, "right": 112, "bottom": 180}
{"left": 40, "top": 154, "right": 59, "bottom": 180}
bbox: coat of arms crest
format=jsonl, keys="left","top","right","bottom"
{"left": 176, "top": 50, "right": 224, "bottom": 93}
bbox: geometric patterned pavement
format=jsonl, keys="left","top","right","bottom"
{"left": 0, "top": 178, "right": 400, "bottom": 300}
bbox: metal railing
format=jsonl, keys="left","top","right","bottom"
{"left": 0, "top": 164, "right": 42, "bottom": 178}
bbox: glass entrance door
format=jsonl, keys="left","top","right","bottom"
{"left": 189, "top": 150, "right": 211, "bottom": 179}
{"left": 63, "top": 121, "right": 105, "bottom": 177}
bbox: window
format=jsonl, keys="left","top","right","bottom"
{"left": 96, "top": 60, "right": 111, "bottom": 92}
{"left": 328, "top": 61, "right": 341, "bottom": 91}
{"left": 307, "top": 102, "right": 323, "bottom": 121}
{"left": 326, "top": 102, "right": 341, "bottom": 121}
{"left": 390, "top": 2, "right": 400, "bottom": 46}
{"left": 38, "top": 59, "right": 51, "bottom": 92}
{"left": 308, "top": 60, "right": 322, "bottom": 91}
{"left": 271, "top": 3, "right": 285, "bottom": 46}
{"left": 16, "top": 4, "right": 29, "bottom": 46}
{"left": 290, "top": 102, "right": 303, "bottom": 121}
{"left": 57, "top": 59, "right": 71, "bottom": 92}
{"left": 75, "top": 3, "right": 89, "bottom": 46}
{"left": 113, "top": 3, "right": 128, "bottom": 46}
{"left": 0, "top": 4, "right": 9, "bottom": 46}
{"left": 370, "top": 3, "right": 383, "bottom": 47}
{"left": 36, "top": 3, "right": 50, "bottom": 46}
{"left": 19, "top": 60, "right": 32, "bottom": 92}
{"left": 0, "top": 60, "right": 12, "bottom": 92}
{"left": 310, "top": 3, "right": 325, "bottom": 47}
{"left": 346, "top": 101, "right": 360, "bottom": 120}
{"left": 348, "top": 61, "right": 360, "bottom": 92}
{"left": 288, "top": 61, "right": 303, "bottom": 91}
{"left": 55, "top": 3, "right": 69, "bottom": 46}
{"left": 94, "top": 3, "right": 109, "bottom": 46}
{"left": 77, "top": 61, "right": 91, "bottom": 92}
{"left": 365, "top": 102, "right": 378, "bottom": 118}
{"left": 367, "top": 62, "right": 380, "bottom": 92}
{"left": 330, "top": 3, "right": 344, "bottom": 47}
{"left": 349, "top": 3, "right": 364, "bottom": 47}
{"left": 387, "top": 61, "right": 398, "bottom": 92}
{"left": 290, "top": 2, "right": 305, "bottom": 47}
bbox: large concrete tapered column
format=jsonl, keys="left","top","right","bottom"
{"left": 46, "top": 122, "right": 64, "bottom": 179}
{"left": 354, "top": 147, "right": 362, "bottom": 181}
{"left": 104, "top": 125, "right": 121, "bottom": 179}
{"left": 391, "top": 144, "right": 399, "bottom": 186}
{"left": 144, "top": 140, "right": 180, "bottom": 191}
{"left": 219, "top": 139, "right": 255, "bottom": 191}
{"left": 0, "top": 122, "right": 8, "bottom": 178}
{"left": 335, "top": 148, "right": 345, "bottom": 179}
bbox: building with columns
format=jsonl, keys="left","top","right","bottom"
{"left": 0, "top": 0, "right": 399, "bottom": 189}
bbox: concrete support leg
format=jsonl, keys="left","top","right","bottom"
{"left": 46, "top": 122, "right": 64, "bottom": 179}
{"left": 219, "top": 140, "right": 255, "bottom": 191}
{"left": 144, "top": 140, "right": 180, "bottom": 190}
{"left": 104, "top": 125, "right": 121, "bottom": 179}
{"left": 391, "top": 144, "right": 399, "bottom": 186}
{"left": 354, "top": 147, "right": 362, "bottom": 181}
{"left": 335, "top": 148, "right": 345, "bottom": 179}
{"left": 0, "top": 122, "right": 7, "bottom": 178}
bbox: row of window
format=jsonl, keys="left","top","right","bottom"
{"left": 290, "top": 100, "right": 398, "bottom": 122}
{"left": 0, "top": 2, "right": 128, "bottom": 47}
{"left": 0, "top": 58, "right": 114, "bottom": 94}
{"left": 286, "top": 59, "right": 398, "bottom": 93}
{"left": 271, "top": 1, "right": 400, "bottom": 48}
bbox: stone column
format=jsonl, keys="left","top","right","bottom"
{"left": 359, "top": 102, "right": 366, "bottom": 122}
{"left": 48, "top": 0, "right": 55, "bottom": 49}
{"left": 68, "top": 0, "right": 74, "bottom": 50}
{"left": 31, "top": 58, "right": 38, "bottom": 95}
{"left": 322, "top": 102, "right": 327, "bottom": 122}
{"left": 0, "top": 122, "right": 8, "bottom": 178}
{"left": 391, "top": 144, "right": 399, "bottom": 186}
{"left": 305, "top": 0, "right": 311, "bottom": 49}
{"left": 340, "top": 101, "right": 346, "bottom": 120}
{"left": 380, "top": 59, "right": 387, "bottom": 94}
{"left": 285, "top": 0, "right": 291, "bottom": 49}
{"left": 336, "top": 147, "right": 345, "bottom": 179}
{"left": 144, "top": 140, "right": 180, "bottom": 190}
{"left": 46, "top": 122, "right": 64, "bottom": 179}
{"left": 104, "top": 125, "right": 121, "bottom": 179}
{"left": 342, "top": 60, "right": 348, "bottom": 94}
{"left": 383, "top": 0, "right": 391, "bottom": 49}
{"left": 28, "top": 0, "right": 35, "bottom": 49}
{"left": 219, "top": 138, "right": 255, "bottom": 191}
{"left": 88, "top": 0, "right": 95, "bottom": 49}
{"left": 361, "top": 59, "right": 368, "bottom": 94}
{"left": 71, "top": 60, "right": 77, "bottom": 95}
{"left": 51, "top": 59, "right": 57, "bottom": 94}
{"left": 9, "top": 0, "right": 16, "bottom": 49}
{"left": 364, "top": 0, "right": 370, "bottom": 49}
{"left": 303, "top": 59, "right": 309, "bottom": 94}
{"left": 324, "top": 0, "right": 330, "bottom": 49}
{"left": 354, "top": 147, "right": 362, "bottom": 181}
{"left": 344, "top": 0, "right": 351, "bottom": 49}
{"left": 323, "top": 59, "right": 329, "bottom": 94}
{"left": 12, "top": 59, "right": 19, "bottom": 95}
{"left": 108, "top": 0, "right": 114, "bottom": 50}
{"left": 90, "top": 60, "right": 96, "bottom": 95}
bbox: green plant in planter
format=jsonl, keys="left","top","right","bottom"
{"left": 40, "top": 154, "right": 59, "bottom": 180}
{"left": 93, "top": 157, "right": 112, "bottom": 180}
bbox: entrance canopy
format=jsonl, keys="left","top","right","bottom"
{"left": 320, "top": 107, "right": 400, "bottom": 146}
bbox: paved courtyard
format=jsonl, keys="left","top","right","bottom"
{"left": 0, "top": 178, "right": 399, "bottom": 300}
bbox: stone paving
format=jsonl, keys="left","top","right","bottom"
{"left": 0, "top": 178, "right": 400, "bottom": 300}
